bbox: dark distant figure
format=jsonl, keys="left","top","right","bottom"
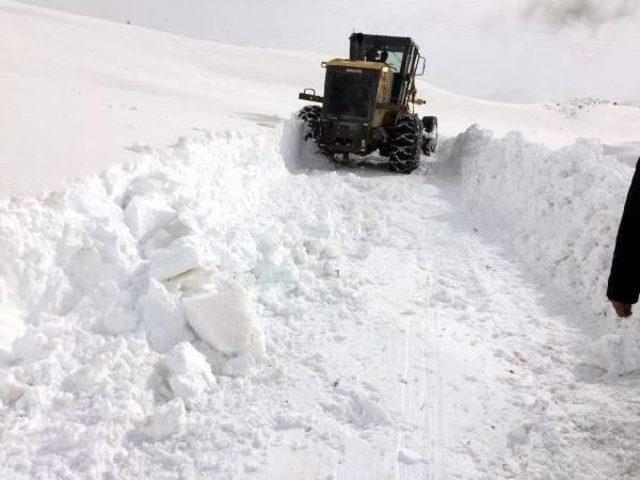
{"left": 380, "top": 50, "right": 389, "bottom": 63}
{"left": 608, "top": 157, "right": 640, "bottom": 317}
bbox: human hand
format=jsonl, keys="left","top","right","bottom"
{"left": 612, "top": 301, "right": 633, "bottom": 318}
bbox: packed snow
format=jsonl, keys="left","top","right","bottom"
{"left": 1, "top": 1, "right": 640, "bottom": 479}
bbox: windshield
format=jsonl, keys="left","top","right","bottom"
{"left": 385, "top": 50, "right": 404, "bottom": 72}
{"left": 364, "top": 48, "right": 404, "bottom": 72}
{"left": 324, "top": 67, "right": 379, "bottom": 118}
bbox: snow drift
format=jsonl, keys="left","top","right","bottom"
{"left": 441, "top": 125, "right": 634, "bottom": 319}
{"left": 0, "top": 130, "right": 284, "bottom": 477}
{"left": 440, "top": 126, "right": 640, "bottom": 373}
{"left": 0, "top": 122, "right": 389, "bottom": 477}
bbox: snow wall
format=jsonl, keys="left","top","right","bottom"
{"left": 439, "top": 125, "right": 636, "bottom": 323}
{"left": 0, "top": 130, "right": 287, "bottom": 427}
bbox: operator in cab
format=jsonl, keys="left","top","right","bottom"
{"left": 608, "top": 157, "right": 640, "bottom": 317}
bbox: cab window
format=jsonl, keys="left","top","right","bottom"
{"left": 385, "top": 51, "right": 404, "bottom": 72}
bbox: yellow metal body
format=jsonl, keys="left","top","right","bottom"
{"left": 323, "top": 58, "right": 395, "bottom": 127}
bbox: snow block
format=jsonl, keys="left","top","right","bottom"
{"left": 137, "top": 280, "right": 189, "bottom": 352}
{"left": 141, "top": 398, "right": 186, "bottom": 440}
{"left": 182, "top": 287, "right": 259, "bottom": 354}
{"left": 124, "top": 195, "right": 176, "bottom": 240}
{"left": 149, "top": 236, "right": 204, "bottom": 281}
{"left": 585, "top": 333, "right": 640, "bottom": 375}
{"left": 397, "top": 448, "right": 426, "bottom": 465}
{"left": 161, "top": 342, "right": 215, "bottom": 407}
{"left": 0, "top": 371, "right": 27, "bottom": 406}
{"left": 0, "top": 301, "right": 26, "bottom": 351}
{"left": 15, "top": 386, "right": 55, "bottom": 412}
{"left": 249, "top": 323, "right": 267, "bottom": 362}
{"left": 12, "top": 330, "right": 50, "bottom": 362}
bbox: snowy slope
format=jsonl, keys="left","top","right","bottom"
{"left": 14, "top": 0, "right": 640, "bottom": 103}
{"left": 2, "top": 0, "right": 639, "bottom": 194}
{"left": 1, "top": 2, "right": 640, "bottom": 480}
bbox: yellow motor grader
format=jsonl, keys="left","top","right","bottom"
{"left": 298, "top": 32, "right": 437, "bottom": 173}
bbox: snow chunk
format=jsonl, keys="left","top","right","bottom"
{"left": 397, "top": 448, "right": 427, "bottom": 465}
{"left": 141, "top": 398, "right": 186, "bottom": 440}
{"left": 0, "top": 301, "right": 26, "bottom": 351}
{"left": 584, "top": 334, "right": 640, "bottom": 375}
{"left": 182, "top": 287, "right": 261, "bottom": 354}
{"left": 0, "top": 371, "right": 27, "bottom": 406}
{"left": 149, "top": 236, "right": 205, "bottom": 281}
{"left": 161, "top": 342, "right": 215, "bottom": 406}
{"left": 65, "top": 363, "right": 109, "bottom": 394}
{"left": 249, "top": 323, "right": 267, "bottom": 361}
{"left": 15, "top": 386, "right": 56, "bottom": 412}
{"left": 137, "top": 280, "right": 189, "bottom": 352}
{"left": 124, "top": 195, "right": 175, "bottom": 240}
{"left": 12, "top": 330, "right": 50, "bottom": 361}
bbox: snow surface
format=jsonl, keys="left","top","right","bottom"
{"left": 1, "top": 1, "right": 640, "bottom": 479}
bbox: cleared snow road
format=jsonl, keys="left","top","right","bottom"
{"left": 1, "top": 123, "right": 639, "bottom": 479}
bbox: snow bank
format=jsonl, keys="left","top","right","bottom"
{"left": 441, "top": 125, "right": 634, "bottom": 319}
{"left": 0, "top": 130, "right": 286, "bottom": 476}
{"left": 0, "top": 123, "right": 378, "bottom": 476}
{"left": 440, "top": 126, "right": 639, "bottom": 372}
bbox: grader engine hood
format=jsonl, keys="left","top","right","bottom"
{"left": 323, "top": 65, "right": 379, "bottom": 119}
{"left": 311, "top": 59, "right": 393, "bottom": 154}
{"left": 320, "top": 60, "right": 392, "bottom": 119}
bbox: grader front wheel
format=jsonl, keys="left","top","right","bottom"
{"left": 298, "top": 105, "right": 322, "bottom": 139}
{"left": 388, "top": 115, "right": 422, "bottom": 174}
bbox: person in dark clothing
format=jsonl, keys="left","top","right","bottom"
{"left": 608, "top": 157, "right": 640, "bottom": 317}
{"left": 365, "top": 48, "right": 377, "bottom": 62}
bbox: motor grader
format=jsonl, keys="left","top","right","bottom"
{"left": 298, "top": 33, "right": 438, "bottom": 173}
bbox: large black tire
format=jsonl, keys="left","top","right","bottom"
{"left": 421, "top": 116, "right": 438, "bottom": 156}
{"left": 388, "top": 115, "right": 422, "bottom": 174}
{"left": 298, "top": 105, "right": 322, "bottom": 139}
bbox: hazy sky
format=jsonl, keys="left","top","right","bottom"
{"left": 15, "top": 0, "right": 640, "bottom": 102}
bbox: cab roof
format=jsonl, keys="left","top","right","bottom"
{"left": 325, "top": 59, "right": 391, "bottom": 71}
